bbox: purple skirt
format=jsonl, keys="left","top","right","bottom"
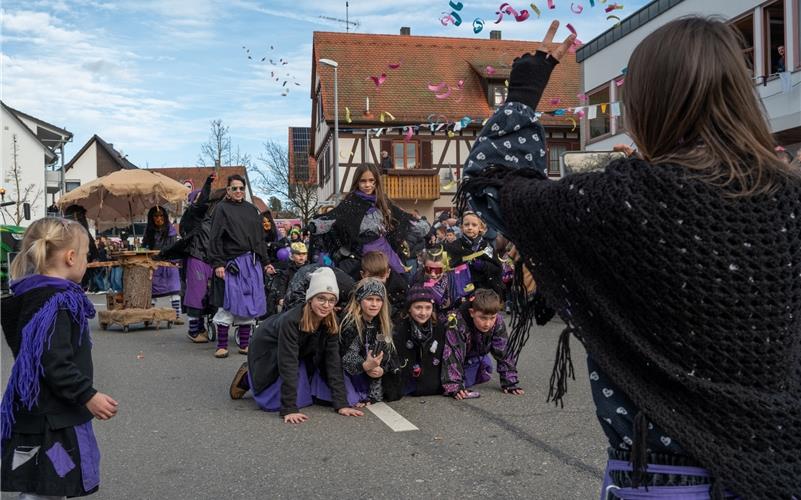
{"left": 464, "top": 354, "right": 493, "bottom": 388}
{"left": 362, "top": 237, "right": 405, "bottom": 275}
{"left": 342, "top": 372, "right": 371, "bottom": 406}
{"left": 183, "top": 257, "right": 212, "bottom": 310}
{"left": 223, "top": 253, "right": 266, "bottom": 318}
{"left": 599, "top": 459, "right": 739, "bottom": 499}
{"left": 152, "top": 265, "right": 181, "bottom": 297}
{"left": 250, "top": 361, "right": 313, "bottom": 413}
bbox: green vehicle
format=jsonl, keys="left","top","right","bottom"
{"left": 1, "top": 224, "right": 25, "bottom": 296}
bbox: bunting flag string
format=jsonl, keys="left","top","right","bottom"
{"left": 334, "top": 100, "right": 624, "bottom": 137}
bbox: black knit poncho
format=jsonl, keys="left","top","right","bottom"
{"left": 462, "top": 155, "right": 801, "bottom": 497}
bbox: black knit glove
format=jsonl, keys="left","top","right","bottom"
{"left": 506, "top": 51, "right": 559, "bottom": 111}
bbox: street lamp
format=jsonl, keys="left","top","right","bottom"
{"left": 319, "top": 58, "right": 340, "bottom": 202}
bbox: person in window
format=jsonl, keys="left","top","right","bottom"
{"left": 458, "top": 18, "right": 801, "bottom": 498}
{"left": 379, "top": 150, "right": 393, "bottom": 172}
{"left": 774, "top": 44, "right": 785, "bottom": 73}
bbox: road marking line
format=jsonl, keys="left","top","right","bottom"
{"left": 366, "top": 402, "right": 418, "bottom": 432}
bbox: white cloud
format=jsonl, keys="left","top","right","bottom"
{"left": 1, "top": 9, "right": 188, "bottom": 166}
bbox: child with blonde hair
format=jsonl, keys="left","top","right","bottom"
{"left": 1, "top": 217, "right": 117, "bottom": 498}
{"left": 339, "top": 278, "right": 400, "bottom": 406}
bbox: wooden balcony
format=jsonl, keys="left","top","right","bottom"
{"left": 381, "top": 169, "right": 440, "bottom": 201}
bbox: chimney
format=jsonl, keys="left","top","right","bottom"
{"left": 490, "top": 30, "right": 502, "bottom": 40}
{"left": 400, "top": 27, "right": 411, "bottom": 36}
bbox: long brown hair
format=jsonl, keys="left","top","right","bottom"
{"left": 299, "top": 300, "right": 339, "bottom": 335}
{"left": 349, "top": 164, "right": 395, "bottom": 230}
{"left": 624, "top": 17, "right": 799, "bottom": 197}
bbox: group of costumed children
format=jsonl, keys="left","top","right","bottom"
{"left": 221, "top": 164, "right": 525, "bottom": 421}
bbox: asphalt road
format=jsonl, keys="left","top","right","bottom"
{"left": 2, "top": 297, "right": 608, "bottom": 499}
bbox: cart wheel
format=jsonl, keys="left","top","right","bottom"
{"left": 123, "top": 325, "right": 129, "bottom": 333}
{"left": 207, "top": 318, "right": 217, "bottom": 341}
{"left": 167, "top": 321, "right": 173, "bottom": 329}
{"left": 144, "top": 321, "right": 152, "bottom": 328}
{"left": 100, "top": 323, "right": 108, "bottom": 331}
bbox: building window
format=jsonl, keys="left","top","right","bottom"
{"left": 393, "top": 141, "right": 417, "bottom": 168}
{"left": 731, "top": 13, "right": 755, "bottom": 75}
{"left": 315, "top": 90, "right": 324, "bottom": 128}
{"left": 615, "top": 79, "right": 626, "bottom": 131}
{"left": 65, "top": 181, "right": 80, "bottom": 192}
{"left": 763, "top": 1, "right": 786, "bottom": 75}
{"left": 588, "top": 85, "right": 611, "bottom": 140}
{"left": 488, "top": 83, "right": 508, "bottom": 108}
{"left": 548, "top": 143, "right": 568, "bottom": 176}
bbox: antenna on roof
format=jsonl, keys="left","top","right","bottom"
{"left": 319, "top": 2, "right": 359, "bottom": 32}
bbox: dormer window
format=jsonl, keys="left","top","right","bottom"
{"left": 488, "top": 82, "right": 508, "bottom": 108}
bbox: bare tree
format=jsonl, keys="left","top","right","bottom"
{"left": 1, "top": 135, "right": 41, "bottom": 225}
{"left": 197, "top": 119, "right": 253, "bottom": 168}
{"left": 251, "top": 140, "right": 318, "bottom": 225}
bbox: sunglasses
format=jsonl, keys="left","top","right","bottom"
{"left": 228, "top": 186, "right": 245, "bottom": 192}
{"left": 425, "top": 265, "right": 444, "bottom": 275}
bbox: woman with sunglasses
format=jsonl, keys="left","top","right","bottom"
{"left": 208, "top": 174, "right": 270, "bottom": 358}
{"left": 229, "top": 267, "right": 363, "bottom": 423}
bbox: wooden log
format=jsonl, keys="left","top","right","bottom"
{"left": 123, "top": 265, "right": 152, "bottom": 309}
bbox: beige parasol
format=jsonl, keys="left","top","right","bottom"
{"left": 58, "top": 169, "right": 190, "bottom": 230}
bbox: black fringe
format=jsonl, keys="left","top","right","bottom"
{"left": 504, "top": 259, "right": 536, "bottom": 362}
{"left": 453, "top": 164, "right": 533, "bottom": 216}
{"left": 630, "top": 411, "right": 650, "bottom": 489}
{"left": 546, "top": 327, "right": 575, "bottom": 408}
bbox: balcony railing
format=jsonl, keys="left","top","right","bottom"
{"left": 381, "top": 169, "right": 440, "bottom": 201}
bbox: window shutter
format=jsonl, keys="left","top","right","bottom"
{"left": 421, "top": 141, "right": 433, "bottom": 169}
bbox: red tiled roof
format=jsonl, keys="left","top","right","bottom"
{"left": 252, "top": 195, "right": 268, "bottom": 213}
{"left": 148, "top": 166, "right": 248, "bottom": 193}
{"left": 312, "top": 32, "right": 581, "bottom": 128}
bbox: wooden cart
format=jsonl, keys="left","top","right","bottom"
{"left": 92, "top": 251, "right": 178, "bottom": 332}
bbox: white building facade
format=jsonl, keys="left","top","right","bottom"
{"left": 578, "top": 0, "right": 801, "bottom": 153}
{"left": 1, "top": 102, "right": 72, "bottom": 226}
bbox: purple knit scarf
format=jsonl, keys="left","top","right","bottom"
{"left": 1, "top": 275, "right": 95, "bottom": 439}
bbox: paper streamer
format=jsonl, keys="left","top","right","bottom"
{"left": 589, "top": 0, "right": 595, "bottom": 5}
{"left": 449, "top": 0, "right": 464, "bottom": 9}
{"left": 530, "top": 3, "right": 541, "bottom": 17}
{"left": 577, "top": 93, "right": 588, "bottom": 102}
{"left": 569, "top": 117, "right": 577, "bottom": 131}
{"left": 404, "top": 126, "right": 415, "bottom": 142}
{"left": 428, "top": 82, "right": 449, "bottom": 92}
{"left": 460, "top": 116, "right": 472, "bottom": 128}
{"left": 547, "top": 0, "right": 555, "bottom": 8}
{"left": 566, "top": 23, "right": 577, "bottom": 35}
{"left": 368, "top": 74, "right": 387, "bottom": 88}
{"left": 486, "top": 65, "right": 497, "bottom": 76}
{"left": 571, "top": 3, "right": 583, "bottom": 13}
{"left": 380, "top": 111, "right": 396, "bottom": 122}
{"left": 605, "top": 3, "right": 623, "bottom": 12}
{"left": 388, "top": 61, "right": 402, "bottom": 69}
{"left": 473, "top": 18, "right": 485, "bottom": 33}
{"left": 440, "top": 12, "right": 462, "bottom": 26}
{"left": 607, "top": 14, "right": 621, "bottom": 25}
{"left": 549, "top": 98, "right": 562, "bottom": 105}
{"left": 615, "top": 77, "right": 625, "bottom": 87}
{"left": 345, "top": 107, "right": 352, "bottom": 124}
{"left": 495, "top": 2, "right": 530, "bottom": 23}
{"left": 434, "top": 87, "right": 452, "bottom": 99}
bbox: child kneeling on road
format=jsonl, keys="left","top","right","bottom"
{"left": 442, "top": 289, "right": 524, "bottom": 400}
{"left": 229, "top": 267, "right": 362, "bottom": 424}
{"left": 394, "top": 287, "right": 446, "bottom": 396}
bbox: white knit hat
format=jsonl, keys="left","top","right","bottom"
{"left": 306, "top": 267, "right": 339, "bottom": 302}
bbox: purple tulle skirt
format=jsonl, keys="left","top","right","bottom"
{"left": 250, "top": 361, "right": 313, "bottom": 412}
{"left": 152, "top": 265, "right": 181, "bottom": 297}
{"left": 183, "top": 257, "right": 213, "bottom": 310}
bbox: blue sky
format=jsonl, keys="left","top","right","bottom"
{"left": 1, "top": 0, "right": 649, "bottom": 169}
